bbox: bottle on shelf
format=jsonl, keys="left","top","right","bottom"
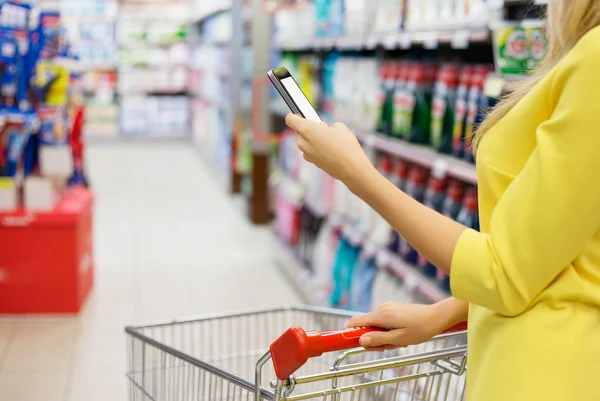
{"left": 399, "top": 166, "right": 429, "bottom": 264}
{"left": 463, "top": 66, "right": 489, "bottom": 164}
{"left": 391, "top": 61, "right": 411, "bottom": 139}
{"left": 380, "top": 158, "right": 411, "bottom": 253}
{"left": 418, "top": 175, "right": 448, "bottom": 277}
{"left": 430, "top": 63, "right": 460, "bottom": 154}
{"left": 406, "top": 62, "right": 436, "bottom": 145}
{"left": 376, "top": 62, "right": 396, "bottom": 136}
{"left": 442, "top": 179, "right": 466, "bottom": 221}
{"left": 437, "top": 187, "right": 479, "bottom": 291}
{"left": 452, "top": 66, "right": 475, "bottom": 159}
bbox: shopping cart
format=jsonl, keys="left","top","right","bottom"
{"left": 125, "top": 306, "right": 467, "bottom": 401}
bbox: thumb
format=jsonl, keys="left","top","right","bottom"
{"left": 359, "top": 329, "right": 403, "bottom": 348}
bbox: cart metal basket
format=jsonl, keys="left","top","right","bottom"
{"left": 125, "top": 306, "right": 467, "bottom": 401}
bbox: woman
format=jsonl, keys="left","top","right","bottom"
{"left": 285, "top": 1, "right": 600, "bottom": 400}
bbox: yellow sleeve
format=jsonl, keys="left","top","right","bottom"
{"left": 450, "top": 40, "right": 600, "bottom": 316}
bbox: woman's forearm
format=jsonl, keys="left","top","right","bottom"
{"left": 348, "top": 164, "right": 467, "bottom": 274}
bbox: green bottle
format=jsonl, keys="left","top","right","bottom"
{"left": 430, "top": 64, "right": 459, "bottom": 154}
{"left": 376, "top": 63, "right": 395, "bottom": 135}
{"left": 391, "top": 62, "right": 410, "bottom": 139}
{"left": 407, "top": 63, "right": 435, "bottom": 145}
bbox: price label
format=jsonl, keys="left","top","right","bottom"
{"left": 363, "top": 241, "right": 378, "bottom": 258}
{"left": 484, "top": 76, "right": 507, "bottom": 98}
{"left": 366, "top": 36, "right": 379, "bottom": 49}
{"left": 451, "top": 30, "right": 470, "bottom": 49}
{"left": 487, "top": 0, "right": 504, "bottom": 9}
{"left": 363, "top": 133, "right": 377, "bottom": 148}
{"left": 404, "top": 271, "right": 420, "bottom": 292}
{"left": 383, "top": 35, "right": 398, "bottom": 50}
{"left": 423, "top": 37, "right": 439, "bottom": 50}
{"left": 376, "top": 249, "right": 392, "bottom": 268}
{"left": 432, "top": 159, "right": 449, "bottom": 179}
{"left": 399, "top": 33, "right": 412, "bottom": 49}
{"left": 329, "top": 214, "right": 343, "bottom": 227}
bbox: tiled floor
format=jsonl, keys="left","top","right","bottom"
{"left": 0, "top": 142, "right": 299, "bottom": 401}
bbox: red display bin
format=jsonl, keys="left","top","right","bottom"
{"left": 0, "top": 187, "right": 94, "bottom": 314}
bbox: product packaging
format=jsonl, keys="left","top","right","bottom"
{"left": 350, "top": 253, "right": 378, "bottom": 312}
{"left": 330, "top": 236, "right": 360, "bottom": 309}
{"left": 524, "top": 20, "right": 547, "bottom": 72}
{"left": 463, "top": 67, "right": 489, "bottom": 163}
{"left": 373, "top": 0, "right": 403, "bottom": 35}
{"left": 492, "top": 23, "right": 528, "bottom": 75}
{"left": 315, "top": 0, "right": 332, "bottom": 38}
{"left": 437, "top": 187, "right": 479, "bottom": 290}
{"left": 399, "top": 166, "right": 428, "bottom": 264}
{"left": 442, "top": 179, "right": 465, "bottom": 220}
{"left": 418, "top": 176, "right": 447, "bottom": 276}
{"left": 452, "top": 66, "right": 474, "bottom": 158}
{"left": 375, "top": 62, "right": 395, "bottom": 135}
{"left": 38, "top": 106, "right": 68, "bottom": 145}
{"left": 406, "top": 63, "right": 436, "bottom": 145}
{"left": 430, "top": 63, "right": 459, "bottom": 153}
{"left": 39, "top": 11, "right": 60, "bottom": 60}
{"left": 391, "top": 61, "right": 410, "bottom": 139}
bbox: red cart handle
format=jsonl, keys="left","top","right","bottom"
{"left": 270, "top": 322, "right": 467, "bottom": 380}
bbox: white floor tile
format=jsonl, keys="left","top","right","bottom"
{"left": 2, "top": 322, "right": 78, "bottom": 374}
{"left": 0, "top": 372, "right": 68, "bottom": 401}
{"left": 0, "top": 142, "right": 299, "bottom": 400}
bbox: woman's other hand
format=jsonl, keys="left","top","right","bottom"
{"left": 285, "top": 113, "right": 374, "bottom": 188}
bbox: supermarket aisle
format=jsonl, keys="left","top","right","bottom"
{"left": 0, "top": 142, "right": 299, "bottom": 401}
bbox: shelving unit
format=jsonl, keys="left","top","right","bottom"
{"left": 279, "top": 27, "right": 491, "bottom": 51}
{"left": 187, "top": 0, "right": 250, "bottom": 194}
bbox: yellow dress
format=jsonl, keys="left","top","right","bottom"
{"left": 450, "top": 26, "right": 600, "bottom": 401}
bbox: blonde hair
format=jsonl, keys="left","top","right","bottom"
{"left": 473, "top": 0, "right": 600, "bottom": 151}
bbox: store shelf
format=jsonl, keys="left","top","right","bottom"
{"left": 188, "top": 4, "right": 231, "bottom": 24}
{"left": 119, "top": 90, "right": 191, "bottom": 96}
{"left": 195, "top": 94, "right": 230, "bottom": 112}
{"left": 87, "top": 133, "right": 190, "bottom": 144}
{"left": 279, "top": 27, "right": 490, "bottom": 51}
{"left": 356, "top": 132, "right": 478, "bottom": 184}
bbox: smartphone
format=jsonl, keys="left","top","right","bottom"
{"left": 267, "top": 67, "right": 322, "bottom": 123}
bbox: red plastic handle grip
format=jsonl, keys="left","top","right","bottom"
{"left": 305, "top": 327, "right": 386, "bottom": 355}
{"left": 270, "top": 321, "right": 467, "bottom": 381}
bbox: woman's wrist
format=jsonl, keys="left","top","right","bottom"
{"left": 344, "top": 158, "right": 380, "bottom": 198}
{"left": 430, "top": 298, "right": 469, "bottom": 333}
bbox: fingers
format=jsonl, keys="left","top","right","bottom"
{"left": 296, "top": 135, "right": 308, "bottom": 152}
{"left": 360, "top": 329, "right": 404, "bottom": 348}
{"left": 331, "top": 121, "right": 348, "bottom": 131}
{"left": 296, "top": 136, "right": 315, "bottom": 163}
{"left": 364, "top": 344, "right": 407, "bottom": 352}
{"left": 285, "top": 113, "right": 313, "bottom": 136}
{"left": 347, "top": 313, "right": 380, "bottom": 329}
{"left": 347, "top": 308, "right": 401, "bottom": 329}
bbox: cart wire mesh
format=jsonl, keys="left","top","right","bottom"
{"left": 125, "top": 306, "right": 467, "bottom": 401}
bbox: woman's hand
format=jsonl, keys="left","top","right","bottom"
{"left": 285, "top": 113, "right": 374, "bottom": 188}
{"left": 347, "top": 298, "right": 469, "bottom": 351}
{"left": 346, "top": 302, "right": 444, "bottom": 351}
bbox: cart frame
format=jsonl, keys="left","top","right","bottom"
{"left": 125, "top": 305, "right": 467, "bottom": 401}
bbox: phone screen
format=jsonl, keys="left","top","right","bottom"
{"left": 279, "top": 76, "right": 322, "bottom": 123}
